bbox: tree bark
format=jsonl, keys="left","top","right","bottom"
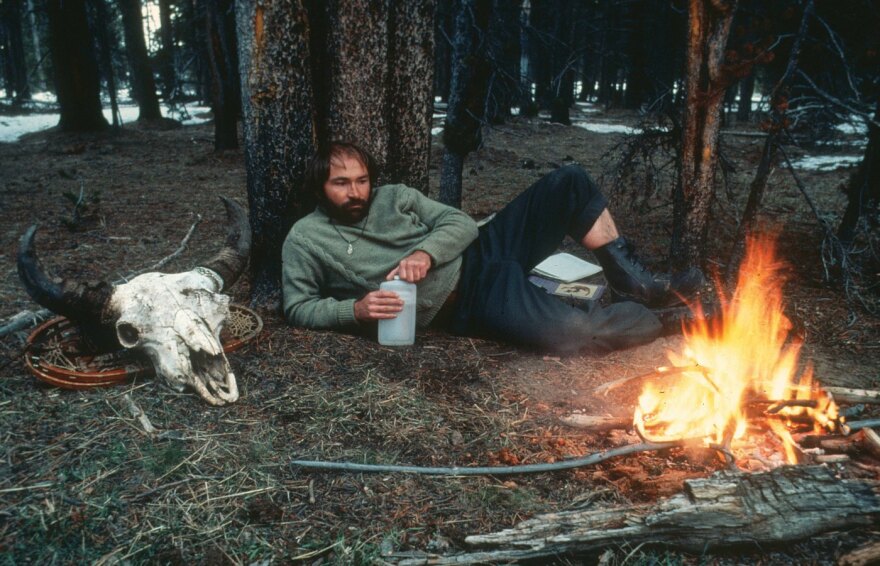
{"left": 237, "top": 1, "right": 436, "bottom": 306}
{"left": 158, "top": 0, "right": 177, "bottom": 100}
{"left": 205, "top": 0, "right": 240, "bottom": 150}
{"left": 438, "top": 0, "right": 492, "bottom": 208}
{"left": 484, "top": 0, "right": 520, "bottom": 125}
{"left": 46, "top": 0, "right": 108, "bottom": 131}
{"left": 405, "top": 466, "right": 880, "bottom": 564}
{"left": 236, "top": 0, "right": 317, "bottom": 307}
{"left": 837, "top": 97, "right": 880, "bottom": 250}
{"left": 385, "top": 0, "right": 434, "bottom": 193}
{"left": 670, "top": 0, "right": 737, "bottom": 270}
{"left": 119, "top": 0, "right": 163, "bottom": 121}
{"left": 0, "top": 0, "right": 30, "bottom": 101}
{"left": 92, "top": 0, "right": 121, "bottom": 127}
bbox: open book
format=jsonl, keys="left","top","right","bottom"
{"left": 529, "top": 275, "right": 606, "bottom": 301}
{"left": 531, "top": 253, "right": 602, "bottom": 283}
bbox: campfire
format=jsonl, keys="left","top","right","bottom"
{"left": 633, "top": 236, "right": 844, "bottom": 466}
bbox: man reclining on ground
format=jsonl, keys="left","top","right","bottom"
{"left": 282, "top": 142, "right": 704, "bottom": 354}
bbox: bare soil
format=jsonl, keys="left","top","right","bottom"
{"left": 0, "top": 107, "right": 878, "bottom": 564}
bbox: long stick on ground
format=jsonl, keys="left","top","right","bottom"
{"left": 291, "top": 441, "right": 684, "bottom": 476}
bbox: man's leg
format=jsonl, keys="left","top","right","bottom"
{"left": 450, "top": 166, "right": 662, "bottom": 351}
{"left": 465, "top": 260, "right": 661, "bottom": 354}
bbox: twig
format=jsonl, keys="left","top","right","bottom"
{"left": 127, "top": 214, "right": 202, "bottom": 279}
{"left": 290, "top": 441, "right": 684, "bottom": 476}
{"left": 124, "top": 393, "right": 158, "bottom": 435}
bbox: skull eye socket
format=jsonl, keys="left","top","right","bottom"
{"left": 116, "top": 322, "right": 141, "bottom": 348}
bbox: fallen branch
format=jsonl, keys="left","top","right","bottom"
{"left": 124, "top": 393, "right": 158, "bottom": 435}
{"left": 400, "top": 466, "right": 880, "bottom": 565}
{"left": 291, "top": 441, "right": 684, "bottom": 476}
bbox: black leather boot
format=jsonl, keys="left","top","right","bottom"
{"left": 653, "top": 302, "right": 718, "bottom": 336}
{"left": 593, "top": 237, "right": 705, "bottom": 308}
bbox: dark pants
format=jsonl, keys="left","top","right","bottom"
{"left": 449, "top": 165, "right": 661, "bottom": 354}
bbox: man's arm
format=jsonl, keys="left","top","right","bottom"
{"left": 388, "top": 188, "right": 478, "bottom": 282}
{"left": 282, "top": 238, "right": 360, "bottom": 329}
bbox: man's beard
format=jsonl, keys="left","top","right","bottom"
{"left": 325, "top": 194, "right": 372, "bottom": 224}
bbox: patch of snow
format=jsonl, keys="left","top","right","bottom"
{"left": 573, "top": 122, "right": 638, "bottom": 135}
{"left": 431, "top": 127, "right": 443, "bottom": 136}
{"left": 574, "top": 102, "right": 600, "bottom": 113}
{"left": 790, "top": 154, "right": 861, "bottom": 171}
{"left": 0, "top": 113, "right": 59, "bottom": 143}
{"left": 0, "top": 102, "right": 212, "bottom": 143}
{"left": 835, "top": 120, "right": 868, "bottom": 136}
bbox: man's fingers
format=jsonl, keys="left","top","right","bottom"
{"left": 386, "top": 266, "right": 400, "bottom": 280}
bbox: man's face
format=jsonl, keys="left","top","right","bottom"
{"left": 323, "top": 153, "right": 371, "bottom": 223}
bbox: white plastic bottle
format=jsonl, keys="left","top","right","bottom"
{"left": 378, "top": 276, "right": 417, "bottom": 346}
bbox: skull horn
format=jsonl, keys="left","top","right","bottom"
{"left": 17, "top": 225, "right": 114, "bottom": 326}
{"left": 200, "top": 196, "right": 251, "bottom": 291}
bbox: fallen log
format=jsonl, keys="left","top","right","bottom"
{"left": 823, "top": 387, "right": 880, "bottom": 405}
{"left": 398, "top": 466, "right": 880, "bottom": 565}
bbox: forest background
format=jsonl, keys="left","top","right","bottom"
{"left": 1, "top": 0, "right": 879, "bottom": 564}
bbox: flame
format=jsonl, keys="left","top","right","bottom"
{"left": 635, "top": 236, "right": 840, "bottom": 463}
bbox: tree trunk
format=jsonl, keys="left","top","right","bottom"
{"left": 46, "top": 0, "right": 108, "bottom": 131}
{"left": 670, "top": 0, "right": 737, "bottom": 270}
{"left": 26, "top": 0, "right": 48, "bottom": 91}
{"left": 410, "top": 466, "right": 880, "bottom": 564}
{"left": 236, "top": 0, "right": 317, "bottom": 307}
{"left": 438, "top": 0, "right": 492, "bottom": 208}
{"left": 92, "top": 0, "right": 121, "bottom": 127}
{"left": 484, "top": 0, "right": 520, "bottom": 125}
{"left": 736, "top": 73, "right": 754, "bottom": 121}
{"left": 385, "top": 1, "right": 434, "bottom": 192}
{"left": 0, "top": 0, "right": 30, "bottom": 101}
{"left": 837, "top": 98, "right": 880, "bottom": 249}
{"left": 237, "top": 1, "right": 435, "bottom": 307}
{"left": 623, "top": 0, "right": 647, "bottom": 110}
{"left": 205, "top": 0, "right": 239, "bottom": 150}
{"left": 158, "top": 0, "right": 177, "bottom": 101}
{"left": 119, "top": 0, "right": 162, "bottom": 121}
{"left": 433, "top": 0, "right": 453, "bottom": 102}
{"left": 547, "top": 0, "right": 575, "bottom": 125}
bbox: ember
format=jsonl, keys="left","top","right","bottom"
{"left": 634, "top": 236, "right": 842, "bottom": 465}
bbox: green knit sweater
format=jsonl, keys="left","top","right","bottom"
{"left": 282, "top": 184, "right": 479, "bottom": 330}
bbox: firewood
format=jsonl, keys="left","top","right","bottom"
{"left": 838, "top": 541, "right": 880, "bottom": 566}
{"left": 559, "top": 414, "right": 631, "bottom": 432}
{"left": 819, "top": 431, "right": 865, "bottom": 454}
{"left": 398, "top": 466, "right": 880, "bottom": 565}
{"left": 847, "top": 419, "right": 880, "bottom": 432}
{"left": 814, "top": 454, "right": 850, "bottom": 464}
{"left": 862, "top": 428, "right": 880, "bottom": 459}
{"left": 822, "top": 387, "right": 880, "bottom": 405}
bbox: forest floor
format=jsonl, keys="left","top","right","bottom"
{"left": 0, "top": 105, "right": 878, "bottom": 564}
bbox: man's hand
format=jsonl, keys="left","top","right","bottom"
{"left": 387, "top": 250, "right": 432, "bottom": 283}
{"left": 354, "top": 290, "right": 403, "bottom": 322}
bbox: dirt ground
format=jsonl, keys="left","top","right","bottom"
{"left": 1, "top": 105, "right": 879, "bottom": 564}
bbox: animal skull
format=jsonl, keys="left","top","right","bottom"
{"left": 18, "top": 197, "right": 251, "bottom": 405}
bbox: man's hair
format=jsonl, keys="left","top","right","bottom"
{"left": 304, "top": 141, "right": 379, "bottom": 200}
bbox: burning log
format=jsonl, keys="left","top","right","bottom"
{"left": 399, "top": 466, "right": 880, "bottom": 565}
{"left": 559, "top": 414, "right": 631, "bottom": 432}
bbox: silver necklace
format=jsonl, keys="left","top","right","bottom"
{"left": 331, "top": 219, "right": 367, "bottom": 255}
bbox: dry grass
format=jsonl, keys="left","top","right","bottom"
{"left": 0, "top": 107, "right": 878, "bottom": 564}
